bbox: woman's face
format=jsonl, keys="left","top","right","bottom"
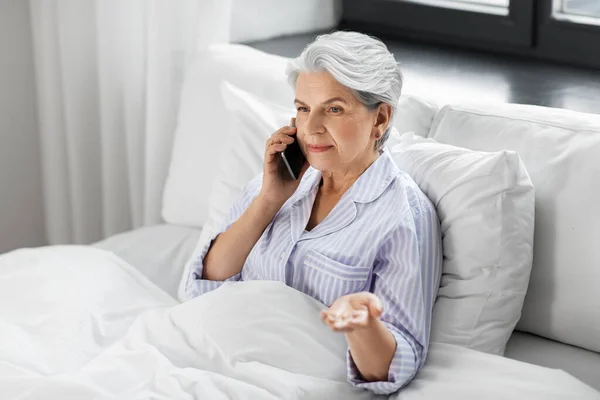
{"left": 294, "top": 71, "right": 380, "bottom": 173}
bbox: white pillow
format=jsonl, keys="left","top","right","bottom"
{"left": 390, "top": 133, "right": 535, "bottom": 355}
{"left": 204, "top": 81, "right": 295, "bottom": 234}
{"left": 394, "top": 95, "right": 439, "bottom": 138}
{"left": 427, "top": 103, "right": 600, "bottom": 354}
{"left": 161, "top": 44, "right": 293, "bottom": 227}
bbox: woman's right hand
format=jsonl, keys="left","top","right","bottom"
{"left": 259, "top": 117, "right": 309, "bottom": 208}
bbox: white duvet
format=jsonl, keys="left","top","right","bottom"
{"left": 0, "top": 247, "right": 598, "bottom": 400}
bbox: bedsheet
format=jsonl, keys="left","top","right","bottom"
{"left": 93, "top": 224, "right": 600, "bottom": 391}
{"left": 1, "top": 246, "right": 598, "bottom": 399}
{"left": 505, "top": 331, "right": 600, "bottom": 391}
{"left": 92, "top": 224, "right": 201, "bottom": 299}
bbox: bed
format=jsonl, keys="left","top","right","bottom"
{"left": 0, "top": 235, "right": 596, "bottom": 399}
{"left": 92, "top": 224, "right": 201, "bottom": 299}
{"left": 92, "top": 225, "right": 600, "bottom": 394}
{"left": 3, "top": 41, "right": 600, "bottom": 398}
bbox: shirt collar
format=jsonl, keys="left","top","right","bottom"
{"left": 349, "top": 148, "right": 399, "bottom": 203}
{"left": 296, "top": 147, "right": 399, "bottom": 204}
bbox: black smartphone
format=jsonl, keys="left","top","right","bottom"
{"left": 279, "top": 119, "right": 306, "bottom": 180}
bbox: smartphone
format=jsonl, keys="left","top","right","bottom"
{"left": 279, "top": 119, "right": 306, "bottom": 180}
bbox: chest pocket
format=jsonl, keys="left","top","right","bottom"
{"left": 301, "top": 249, "right": 372, "bottom": 306}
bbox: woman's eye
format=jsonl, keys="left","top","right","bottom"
{"left": 297, "top": 106, "right": 308, "bottom": 112}
{"left": 329, "top": 106, "right": 342, "bottom": 113}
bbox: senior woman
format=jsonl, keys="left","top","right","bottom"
{"left": 185, "top": 31, "right": 442, "bottom": 395}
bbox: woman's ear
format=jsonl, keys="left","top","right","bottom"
{"left": 373, "top": 103, "right": 393, "bottom": 136}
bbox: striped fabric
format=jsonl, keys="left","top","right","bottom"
{"left": 185, "top": 148, "right": 442, "bottom": 395}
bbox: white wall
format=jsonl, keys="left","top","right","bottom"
{"left": 0, "top": 0, "right": 46, "bottom": 253}
{"left": 230, "top": 0, "right": 342, "bottom": 43}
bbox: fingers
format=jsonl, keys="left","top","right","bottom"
{"left": 269, "top": 135, "right": 295, "bottom": 146}
{"left": 265, "top": 127, "right": 296, "bottom": 152}
{"left": 350, "top": 292, "right": 383, "bottom": 318}
{"left": 265, "top": 130, "right": 297, "bottom": 160}
{"left": 276, "top": 128, "right": 297, "bottom": 142}
{"left": 321, "top": 292, "right": 384, "bottom": 333}
{"left": 321, "top": 303, "right": 369, "bottom": 331}
{"left": 266, "top": 142, "right": 288, "bottom": 155}
{"left": 278, "top": 125, "right": 297, "bottom": 137}
{"left": 321, "top": 307, "right": 370, "bottom": 332}
{"left": 366, "top": 295, "right": 383, "bottom": 318}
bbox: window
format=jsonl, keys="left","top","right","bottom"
{"left": 340, "top": 0, "right": 600, "bottom": 69}
{"left": 561, "top": 0, "right": 600, "bottom": 19}
{"left": 398, "top": 0, "right": 509, "bottom": 15}
{"left": 536, "top": 0, "right": 600, "bottom": 68}
{"left": 341, "top": 0, "right": 535, "bottom": 47}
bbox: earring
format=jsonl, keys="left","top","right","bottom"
{"left": 375, "top": 133, "right": 380, "bottom": 139}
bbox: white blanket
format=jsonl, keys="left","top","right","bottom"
{"left": 0, "top": 247, "right": 598, "bottom": 400}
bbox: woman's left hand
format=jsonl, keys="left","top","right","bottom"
{"left": 321, "top": 292, "right": 383, "bottom": 333}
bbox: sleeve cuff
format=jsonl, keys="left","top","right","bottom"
{"left": 346, "top": 322, "right": 421, "bottom": 395}
{"left": 183, "top": 231, "right": 241, "bottom": 300}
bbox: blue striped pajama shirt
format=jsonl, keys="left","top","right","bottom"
{"left": 185, "top": 148, "right": 443, "bottom": 395}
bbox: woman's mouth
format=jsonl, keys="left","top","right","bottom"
{"left": 307, "top": 145, "right": 333, "bottom": 153}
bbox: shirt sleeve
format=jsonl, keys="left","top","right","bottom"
{"left": 346, "top": 205, "right": 443, "bottom": 395}
{"left": 182, "top": 173, "right": 264, "bottom": 300}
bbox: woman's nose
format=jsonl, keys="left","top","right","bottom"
{"left": 302, "top": 112, "right": 325, "bottom": 136}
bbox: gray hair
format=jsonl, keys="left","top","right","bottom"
{"left": 285, "top": 30, "right": 403, "bottom": 152}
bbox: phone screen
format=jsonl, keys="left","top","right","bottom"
{"left": 279, "top": 119, "right": 306, "bottom": 180}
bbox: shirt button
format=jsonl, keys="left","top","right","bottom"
{"left": 280, "top": 252, "right": 286, "bottom": 259}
